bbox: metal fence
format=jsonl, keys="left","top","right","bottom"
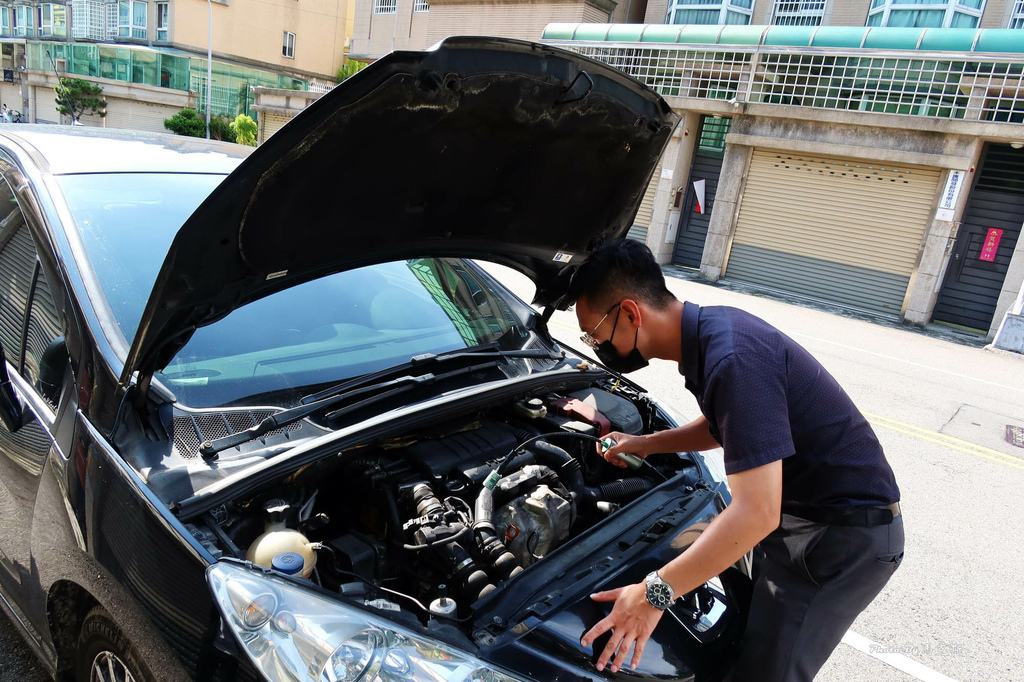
{"left": 545, "top": 41, "right": 1024, "bottom": 124}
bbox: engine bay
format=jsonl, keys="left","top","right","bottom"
{"left": 187, "top": 382, "right": 708, "bottom": 633}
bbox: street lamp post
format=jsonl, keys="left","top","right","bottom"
{"left": 206, "top": 0, "right": 212, "bottom": 139}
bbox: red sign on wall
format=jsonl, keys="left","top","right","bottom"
{"left": 980, "top": 228, "right": 1003, "bottom": 262}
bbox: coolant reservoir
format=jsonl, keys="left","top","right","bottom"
{"left": 246, "top": 500, "right": 317, "bottom": 578}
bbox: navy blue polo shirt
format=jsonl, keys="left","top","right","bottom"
{"left": 678, "top": 302, "right": 900, "bottom": 510}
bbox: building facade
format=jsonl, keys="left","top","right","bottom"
{"left": 544, "top": 23, "right": 1024, "bottom": 340}
{"left": 0, "top": 0, "right": 354, "bottom": 131}
{"left": 349, "top": 0, "right": 648, "bottom": 61}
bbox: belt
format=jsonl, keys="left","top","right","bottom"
{"left": 787, "top": 502, "right": 901, "bottom": 527}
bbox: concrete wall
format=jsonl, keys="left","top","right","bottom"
{"left": 425, "top": 1, "right": 614, "bottom": 45}
{"left": 172, "top": 0, "right": 351, "bottom": 79}
{"left": 351, "top": 0, "right": 429, "bottom": 59}
{"left": 827, "top": 0, "right": 871, "bottom": 26}
{"left": 644, "top": 0, "right": 668, "bottom": 24}
{"left": 645, "top": 110, "right": 698, "bottom": 263}
{"left": 981, "top": 0, "right": 1014, "bottom": 28}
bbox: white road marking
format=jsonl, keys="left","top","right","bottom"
{"left": 784, "top": 331, "right": 1024, "bottom": 396}
{"left": 842, "top": 630, "right": 959, "bottom": 682}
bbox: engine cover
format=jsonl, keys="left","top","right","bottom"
{"left": 494, "top": 471, "right": 575, "bottom": 567}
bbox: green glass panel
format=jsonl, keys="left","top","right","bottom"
{"left": 641, "top": 25, "right": 682, "bottom": 42}
{"left": 541, "top": 23, "right": 577, "bottom": 40}
{"left": 862, "top": 27, "right": 925, "bottom": 49}
{"left": 606, "top": 25, "right": 645, "bottom": 42}
{"left": 811, "top": 27, "right": 869, "bottom": 47}
{"left": 676, "top": 25, "right": 724, "bottom": 43}
{"left": 718, "top": 25, "right": 763, "bottom": 44}
{"left": 762, "top": 26, "right": 816, "bottom": 46}
{"left": 974, "top": 29, "right": 1024, "bottom": 53}
{"left": 918, "top": 27, "right": 978, "bottom": 51}
{"left": 571, "top": 24, "right": 611, "bottom": 41}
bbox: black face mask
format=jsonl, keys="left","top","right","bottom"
{"left": 594, "top": 307, "right": 649, "bottom": 374}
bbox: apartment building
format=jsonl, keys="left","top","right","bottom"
{"left": 0, "top": 0, "right": 354, "bottom": 131}
{"left": 349, "top": 0, "right": 649, "bottom": 61}
{"left": 545, "top": 22, "right": 1024, "bottom": 343}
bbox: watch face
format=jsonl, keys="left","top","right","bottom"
{"left": 647, "top": 582, "right": 673, "bottom": 609}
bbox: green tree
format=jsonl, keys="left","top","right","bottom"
{"left": 55, "top": 78, "right": 106, "bottom": 123}
{"left": 230, "top": 114, "right": 257, "bottom": 146}
{"left": 208, "top": 115, "right": 237, "bottom": 143}
{"left": 163, "top": 108, "right": 207, "bottom": 137}
{"left": 336, "top": 60, "right": 367, "bottom": 83}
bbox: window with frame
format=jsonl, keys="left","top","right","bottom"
{"left": 0, "top": 8, "right": 9, "bottom": 36}
{"left": 156, "top": 2, "right": 168, "bottom": 40}
{"left": 866, "top": 0, "right": 985, "bottom": 28}
{"left": 40, "top": 3, "right": 68, "bottom": 37}
{"left": 1011, "top": 0, "right": 1024, "bottom": 28}
{"left": 13, "top": 4, "right": 35, "bottom": 37}
{"left": 770, "top": 0, "right": 826, "bottom": 26}
{"left": 282, "top": 31, "right": 295, "bottom": 59}
{"left": 667, "top": 0, "right": 752, "bottom": 25}
{"left": 373, "top": 0, "right": 397, "bottom": 14}
{"left": 118, "top": 0, "right": 146, "bottom": 39}
{"left": 414, "top": 0, "right": 429, "bottom": 11}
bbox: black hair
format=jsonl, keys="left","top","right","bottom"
{"left": 567, "top": 239, "right": 676, "bottom": 311}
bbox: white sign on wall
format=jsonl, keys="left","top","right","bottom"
{"left": 935, "top": 169, "right": 967, "bottom": 221}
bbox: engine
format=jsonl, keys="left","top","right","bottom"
{"left": 191, "top": 384, "right": 700, "bottom": 630}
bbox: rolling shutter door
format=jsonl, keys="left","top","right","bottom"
{"left": 104, "top": 100, "right": 180, "bottom": 133}
{"left": 260, "top": 113, "right": 292, "bottom": 143}
{"left": 34, "top": 88, "right": 59, "bottom": 124}
{"left": 629, "top": 158, "right": 664, "bottom": 244}
{"left": 724, "top": 150, "right": 941, "bottom": 317}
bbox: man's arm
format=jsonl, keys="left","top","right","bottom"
{"left": 581, "top": 459, "right": 782, "bottom": 673}
{"left": 601, "top": 415, "right": 720, "bottom": 468}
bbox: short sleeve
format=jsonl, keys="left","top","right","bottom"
{"left": 705, "top": 353, "right": 795, "bottom": 475}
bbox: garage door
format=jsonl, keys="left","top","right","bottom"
{"left": 627, "top": 158, "right": 663, "bottom": 244}
{"left": 258, "top": 112, "right": 292, "bottom": 144}
{"left": 724, "top": 150, "right": 942, "bottom": 317}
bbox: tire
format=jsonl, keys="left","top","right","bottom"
{"left": 75, "top": 607, "right": 154, "bottom": 682}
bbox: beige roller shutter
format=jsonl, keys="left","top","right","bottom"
{"left": 34, "top": 87, "right": 60, "bottom": 124}
{"left": 629, "top": 158, "right": 664, "bottom": 243}
{"left": 259, "top": 112, "right": 292, "bottom": 144}
{"left": 724, "top": 149, "right": 941, "bottom": 317}
{"left": 104, "top": 99, "right": 180, "bottom": 133}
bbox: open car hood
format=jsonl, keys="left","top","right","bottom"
{"left": 122, "top": 36, "right": 678, "bottom": 387}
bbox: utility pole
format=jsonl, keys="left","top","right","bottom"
{"left": 206, "top": 0, "right": 212, "bottom": 139}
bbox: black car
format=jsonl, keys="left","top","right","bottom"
{"left": 0, "top": 38, "right": 750, "bottom": 682}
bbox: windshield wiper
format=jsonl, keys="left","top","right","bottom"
{"left": 199, "top": 353, "right": 559, "bottom": 460}
{"left": 198, "top": 373, "right": 437, "bottom": 459}
{"left": 300, "top": 347, "right": 564, "bottom": 405}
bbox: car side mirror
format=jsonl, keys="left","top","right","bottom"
{"left": 0, "top": 345, "right": 24, "bottom": 432}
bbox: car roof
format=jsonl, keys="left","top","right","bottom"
{"left": 0, "top": 124, "right": 251, "bottom": 175}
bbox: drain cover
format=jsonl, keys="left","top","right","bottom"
{"left": 1006, "top": 425, "right": 1024, "bottom": 449}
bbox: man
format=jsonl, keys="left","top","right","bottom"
{"left": 572, "top": 240, "right": 903, "bottom": 681}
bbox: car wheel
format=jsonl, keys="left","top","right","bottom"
{"left": 75, "top": 607, "right": 153, "bottom": 682}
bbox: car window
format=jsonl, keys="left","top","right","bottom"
{"left": 0, "top": 179, "right": 36, "bottom": 366}
{"left": 158, "top": 257, "right": 534, "bottom": 408}
{"left": 22, "top": 268, "right": 65, "bottom": 410}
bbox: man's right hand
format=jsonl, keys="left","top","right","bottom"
{"left": 599, "top": 432, "right": 649, "bottom": 468}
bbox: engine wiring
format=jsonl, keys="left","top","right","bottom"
{"left": 491, "top": 430, "right": 668, "bottom": 483}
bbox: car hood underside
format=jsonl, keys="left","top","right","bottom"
{"left": 122, "top": 36, "right": 678, "bottom": 387}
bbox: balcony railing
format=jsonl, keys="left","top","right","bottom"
{"left": 544, "top": 40, "right": 1024, "bottom": 124}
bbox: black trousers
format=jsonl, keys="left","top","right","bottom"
{"left": 728, "top": 513, "right": 905, "bottom": 682}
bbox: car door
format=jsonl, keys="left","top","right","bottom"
{"left": 0, "top": 172, "right": 67, "bottom": 619}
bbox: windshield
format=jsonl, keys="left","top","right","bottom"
{"left": 57, "top": 173, "right": 538, "bottom": 407}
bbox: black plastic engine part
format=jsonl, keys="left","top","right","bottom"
{"left": 406, "top": 423, "right": 524, "bottom": 483}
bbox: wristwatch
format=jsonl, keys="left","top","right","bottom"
{"left": 644, "top": 570, "right": 676, "bottom": 610}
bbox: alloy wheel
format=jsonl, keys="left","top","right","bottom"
{"left": 89, "top": 651, "right": 137, "bottom": 682}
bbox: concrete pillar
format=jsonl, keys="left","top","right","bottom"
{"left": 698, "top": 134, "right": 750, "bottom": 281}
{"left": 903, "top": 140, "right": 984, "bottom": 325}
{"left": 989, "top": 228, "right": 1024, "bottom": 340}
{"left": 645, "top": 126, "right": 685, "bottom": 264}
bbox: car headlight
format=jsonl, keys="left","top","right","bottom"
{"left": 646, "top": 395, "right": 728, "bottom": 486}
{"left": 207, "top": 561, "right": 527, "bottom": 682}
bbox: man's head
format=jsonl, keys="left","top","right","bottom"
{"left": 568, "top": 240, "right": 678, "bottom": 372}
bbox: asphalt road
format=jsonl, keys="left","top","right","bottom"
{"left": 2, "top": 264, "right": 1022, "bottom": 681}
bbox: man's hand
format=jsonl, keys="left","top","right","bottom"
{"left": 580, "top": 582, "right": 664, "bottom": 673}
{"left": 598, "top": 431, "right": 648, "bottom": 468}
